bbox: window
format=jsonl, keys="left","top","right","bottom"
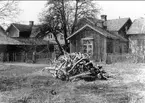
{"left": 48, "top": 33, "right": 53, "bottom": 39}
{"left": 50, "top": 34, "right": 53, "bottom": 38}
{"left": 82, "top": 38, "right": 93, "bottom": 56}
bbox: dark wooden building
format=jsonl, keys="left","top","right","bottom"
{"left": 67, "top": 15, "right": 132, "bottom": 62}
{"left": 127, "top": 17, "right": 145, "bottom": 55}
{"left": 6, "top": 21, "right": 49, "bottom": 62}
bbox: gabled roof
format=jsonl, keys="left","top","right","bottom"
{"left": 0, "top": 26, "right": 23, "bottom": 45}
{"left": 105, "top": 18, "right": 130, "bottom": 31}
{"left": 30, "top": 25, "right": 41, "bottom": 37}
{"left": 12, "top": 23, "right": 32, "bottom": 32}
{"left": 67, "top": 24, "right": 118, "bottom": 40}
{"left": 127, "top": 17, "right": 145, "bottom": 35}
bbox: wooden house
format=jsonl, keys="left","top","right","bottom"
{"left": 106, "top": 17, "right": 132, "bottom": 53}
{"left": 6, "top": 21, "right": 33, "bottom": 38}
{"left": 6, "top": 21, "right": 49, "bottom": 62}
{"left": 127, "top": 17, "right": 145, "bottom": 55}
{"left": 67, "top": 15, "right": 132, "bottom": 62}
{"left": 0, "top": 26, "right": 23, "bottom": 62}
{"left": 30, "top": 25, "right": 65, "bottom": 58}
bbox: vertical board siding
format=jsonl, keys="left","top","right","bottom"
{"left": 69, "top": 27, "right": 107, "bottom": 62}
{"left": 129, "top": 35, "right": 145, "bottom": 55}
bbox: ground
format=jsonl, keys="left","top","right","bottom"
{"left": 0, "top": 62, "right": 144, "bottom": 103}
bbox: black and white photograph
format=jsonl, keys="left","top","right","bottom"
{"left": 0, "top": 0, "right": 145, "bottom": 103}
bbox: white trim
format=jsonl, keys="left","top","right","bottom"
{"left": 67, "top": 24, "right": 113, "bottom": 40}
{"left": 12, "top": 24, "right": 20, "bottom": 32}
{"left": 85, "top": 17, "right": 95, "bottom": 25}
{"left": 81, "top": 37, "right": 94, "bottom": 40}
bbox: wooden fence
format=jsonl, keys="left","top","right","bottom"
{"left": 0, "top": 52, "right": 54, "bottom": 63}
{"left": 106, "top": 53, "right": 145, "bottom": 64}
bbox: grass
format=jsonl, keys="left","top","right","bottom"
{"left": 0, "top": 62, "right": 145, "bottom": 103}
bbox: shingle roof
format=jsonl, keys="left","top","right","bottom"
{"left": 0, "top": 36, "right": 24, "bottom": 45}
{"left": 30, "top": 25, "right": 41, "bottom": 37}
{"left": 127, "top": 17, "right": 145, "bottom": 35}
{"left": 0, "top": 26, "right": 23, "bottom": 45}
{"left": 105, "top": 18, "right": 130, "bottom": 31}
{"left": 12, "top": 23, "right": 32, "bottom": 32}
{"left": 68, "top": 17, "right": 129, "bottom": 41}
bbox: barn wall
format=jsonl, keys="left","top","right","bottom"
{"left": 70, "top": 39, "right": 76, "bottom": 53}
{"left": 107, "top": 38, "right": 113, "bottom": 53}
{"left": 93, "top": 31, "right": 106, "bottom": 62}
{"left": 69, "top": 27, "right": 106, "bottom": 62}
{"left": 129, "top": 35, "right": 145, "bottom": 55}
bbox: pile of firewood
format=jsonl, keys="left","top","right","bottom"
{"left": 43, "top": 52, "right": 108, "bottom": 81}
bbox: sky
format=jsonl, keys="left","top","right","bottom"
{"left": 18, "top": 1, "right": 145, "bottom": 25}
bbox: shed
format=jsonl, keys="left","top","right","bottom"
{"left": 67, "top": 24, "right": 118, "bottom": 62}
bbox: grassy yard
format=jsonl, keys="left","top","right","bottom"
{"left": 0, "top": 62, "right": 145, "bottom": 103}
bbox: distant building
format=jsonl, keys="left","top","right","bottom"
{"left": 127, "top": 17, "right": 145, "bottom": 55}
{"left": 6, "top": 21, "right": 48, "bottom": 62}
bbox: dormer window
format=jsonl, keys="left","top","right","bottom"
{"left": 49, "top": 34, "right": 53, "bottom": 39}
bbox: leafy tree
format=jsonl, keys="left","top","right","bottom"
{"left": 39, "top": 0, "right": 101, "bottom": 53}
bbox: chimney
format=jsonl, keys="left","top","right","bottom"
{"left": 101, "top": 15, "right": 107, "bottom": 21}
{"left": 29, "top": 21, "right": 34, "bottom": 27}
{"left": 100, "top": 15, "right": 107, "bottom": 29}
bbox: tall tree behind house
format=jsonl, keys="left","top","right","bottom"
{"left": 0, "top": 0, "right": 21, "bottom": 28}
{"left": 39, "top": 0, "right": 101, "bottom": 53}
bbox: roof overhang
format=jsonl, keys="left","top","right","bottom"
{"left": 67, "top": 24, "right": 117, "bottom": 40}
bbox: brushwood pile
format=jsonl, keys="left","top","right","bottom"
{"left": 43, "top": 52, "right": 108, "bottom": 81}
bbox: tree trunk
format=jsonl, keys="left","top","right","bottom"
{"left": 71, "top": 0, "right": 79, "bottom": 34}
{"left": 61, "top": 0, "right": 69, "bottom": 52}
{"left": 53, "top": 31, "right": 64, "bottom": 56}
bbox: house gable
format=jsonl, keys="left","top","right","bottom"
{"left": 67, "top": 24, "right": 117, "bottom": 40}
{"left": 7, "top": 23, "right": 32, "bottom": 38}
{"left": 7, "top": 24, "right": 19, "bottom": 37}
{"left": 72, "top": 17, "right": 129, "bottom": 42}
{"left": 127, "top": 17, "right": 145, "bottom": 35}
{"left": 106, "top": 18, "right": 131, "bottom": 32}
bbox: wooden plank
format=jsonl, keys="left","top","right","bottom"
{"left": 104, "top": 37, "right": 107, "bottom": 62}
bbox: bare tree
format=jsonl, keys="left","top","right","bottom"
{"left": 0, "top": 0, "right": 21, "bottom": 28}
{"left": 39, "top": 0, "right": 101, "bottom": 53}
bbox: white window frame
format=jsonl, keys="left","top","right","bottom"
{"left": 81, "top": 38, "right": 93, "bottom": 56}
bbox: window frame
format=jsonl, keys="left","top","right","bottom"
{"left": 81, "top": 38, "right": 94, "bottom": 55}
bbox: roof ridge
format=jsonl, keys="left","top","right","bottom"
{"left": 12, "top": 23, "right": 30, "bottom": 26}
{"left": 107, "top": 17, "right": 130, "bottom": 21}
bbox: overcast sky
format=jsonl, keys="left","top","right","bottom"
{"left": 18, "top": 1, "right": 145, "bottom": 24}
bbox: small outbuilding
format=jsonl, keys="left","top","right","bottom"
{"left": 67, "top": 16, "right": 132, "bottom": 62}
